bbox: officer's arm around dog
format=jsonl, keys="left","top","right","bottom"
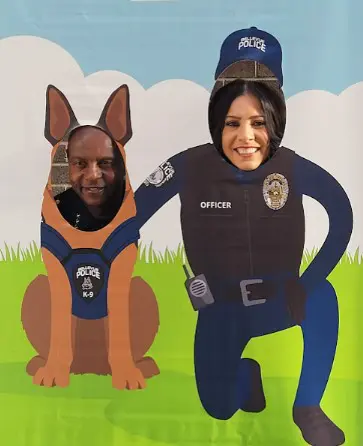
{"left": 134, "top": 150, "right": 185, "bottom": 227}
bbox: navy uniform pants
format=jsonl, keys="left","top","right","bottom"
{"left": 194, "top": 279, "right": 339, "bottom": 420}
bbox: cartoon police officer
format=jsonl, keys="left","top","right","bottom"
{"left": 134, "top": 27, "right": 352, "bottom": 446}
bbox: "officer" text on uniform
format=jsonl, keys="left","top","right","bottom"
{"left": 200, "top": 202, "right": 232, "bottom": 209}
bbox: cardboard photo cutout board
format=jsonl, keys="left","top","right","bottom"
{"left": 21, "top": 84, "right": 160, "bottom": 389}
{"left": 5, "top": 25, "right": 357, "bottom": 446}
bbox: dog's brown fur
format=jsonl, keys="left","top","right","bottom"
{"left": 21, "top": 85, "right": 160, "bottom": 389}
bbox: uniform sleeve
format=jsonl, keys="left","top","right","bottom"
{"left": 134, "top": 151, "right": 185, "bottom": 229}
{"left": 294, "top": 155, "right": 353, "bottom": 293}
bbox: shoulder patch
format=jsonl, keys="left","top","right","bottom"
{"left": 144, "top": 161, "right": 175, "bottom": 187}
{"left": 263, "top": 173, "right": 289, "bottom": 210}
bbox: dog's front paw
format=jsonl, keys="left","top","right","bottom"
{"left": 33, "top": 363, "right": 70, "bottom": 388}
{"left": 111, "top": 363, "right": 146, "bottom": 391}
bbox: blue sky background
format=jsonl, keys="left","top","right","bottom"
{"left": 0, "top": 0, "right": 361, "bottom": 98}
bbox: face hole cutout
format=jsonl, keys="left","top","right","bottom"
{"left": 211, "top": 61, "right": 280, "bottom": 99}
{"left": 209, "top": 75, "right": 286, "bottom": 171}
{"left": 50, "top": 126, "right": 126, "bottom": 232}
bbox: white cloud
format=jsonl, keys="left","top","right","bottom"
{"left": 0, "top": 35, "right": 360, "bottom": 258}
{"left": 282, "top": 86, "right": 362, "bottom": 255}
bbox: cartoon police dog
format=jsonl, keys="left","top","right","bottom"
{"left": 21, "top": 84, "right": 160, "bottom": 390}
{"left": 134, "top": 27, "right": 352, "bottom": 446}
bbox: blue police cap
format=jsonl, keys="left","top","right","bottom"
{"left": 215, "top": 26, "right": 283, "bottom": 87}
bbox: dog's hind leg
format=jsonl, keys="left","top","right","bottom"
{"left": 129, "top": 276, "right": 160, "bottom": 379}
{"left": 21, "top": 274, "right": 51, "bottom": 376}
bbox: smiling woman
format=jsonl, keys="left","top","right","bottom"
{"left": 52, "top": 126, "right": 126, "bottom": 232}
{"left": 208, "top": 79, "right": 286, "bottom": 171}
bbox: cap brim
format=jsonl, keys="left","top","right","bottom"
{"left": 215, "top": 59, "right": 283, "bottom": 87}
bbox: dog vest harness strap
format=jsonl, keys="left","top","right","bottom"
{"left": 40, "top": 217, "right": 140, "bottom": 320}
{"left": 40, "top": 222, "right": 73, "bottom": 262}
{"left": 101, "top": 216, "right": 140, "bottom": 262}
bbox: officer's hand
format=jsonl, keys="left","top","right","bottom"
{"left": 111, "top": 362, "right": 146, "bottom": 391}
{"left": 284, "top": 278, "right": 307, "bottom": 325}
{"left": 33, "top": 362, "right": 71, "bottom": 388}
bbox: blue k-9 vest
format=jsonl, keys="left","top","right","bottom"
{"left": 41, "top": 216, "right": 140, "bottom": 320}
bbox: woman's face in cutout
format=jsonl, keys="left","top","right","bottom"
{"left": 221, "top": 93, "right": 270, "bottom": 171}
{"left": 67, "top": 127, "right": 121, "bottom": 207}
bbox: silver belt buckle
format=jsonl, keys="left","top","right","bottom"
{"left": 240, "top": 279, "right": 266, "bottom": 306}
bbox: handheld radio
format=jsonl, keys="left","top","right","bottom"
{"left": 182, "top": 264, "right": 215, "bottom": 311}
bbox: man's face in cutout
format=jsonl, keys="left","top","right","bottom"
{"left": 67, "top": 126, "right": 121, "bottom": 207}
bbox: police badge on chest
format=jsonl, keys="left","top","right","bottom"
{"left": 73, "top": 264, "right": 105, "bottom": 302}
{"left": 263, "top": 173, "right": 289, "bottom": 210}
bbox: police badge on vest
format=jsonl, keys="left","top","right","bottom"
{"left": 74, "top": 264, "right": 104, "bottom": 302}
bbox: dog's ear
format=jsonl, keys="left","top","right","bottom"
{"left": 96, "top": 85, "right": 132, "bottom": 146}
{"left": 44, "top": 85, "right": 79, "bottom": 146}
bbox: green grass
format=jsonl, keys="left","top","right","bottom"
{"left": 0, "top": 242, "right": 362, "bottom": 445}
